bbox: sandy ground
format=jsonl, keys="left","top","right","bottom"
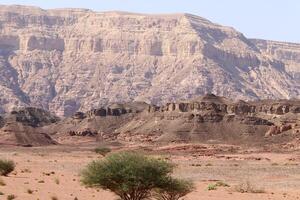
{"left": 0, "top": 144, "right": 299, "bottom": 200}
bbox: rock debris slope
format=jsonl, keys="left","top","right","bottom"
{"left": 0, "top": 5, "right": 299, "bottom": 116}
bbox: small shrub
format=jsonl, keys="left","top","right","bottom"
{"left": 7, "top": 194, "right": 16, "bottom": 200}
{"left": 38, "top": 180, "right": 45, "bottom": 183}
{"left": 94, "top": 147, "right": 111, "bottom": 156}
{"left": 21, "top": 168, "right": 31, "bottom": 173}
{"left": 207, "top": 184, "right": 217, "bottom": 191}
{"left": 0, "top": 160, "right": 15, "bottom": 176}
{"left": 234, "top": 181, "right": 265, "bottom": 193}
{"left": 51, "top": 196, "right": 58, "bottom": 200}
{"left": 207, "top": 181, "right": 230, "bottom": 191}
{"left": 27, "top": 189, "right": 33, "bottom": 194}
{"left": 271, "top": 163, "right": 279, "bottom": 166}
{"left": 0, "top": 191, "right": 4, "bottom": 195}
{"left": 215, "top": 181, "right": 230, "bottom": 187}
{"left": 54, "top": 178, "right": 60, "bottom": 185}
{"left": 0, "top": 178, "right": 6, "bottom": 186}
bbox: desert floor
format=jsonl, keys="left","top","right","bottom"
{"left": 0, "top": 142, "right": 299, "bottom": 200}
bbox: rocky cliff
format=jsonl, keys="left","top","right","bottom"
{"left": 0, "top": 5, "right": 299, "bottom": 116}
{"left": 251, "top": 39, "right": 300, "bottom": 81}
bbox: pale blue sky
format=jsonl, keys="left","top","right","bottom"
{"left": 0, "top": 0, "right": 299, "bottom": 43}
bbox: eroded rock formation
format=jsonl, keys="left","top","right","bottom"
{"left": 0, "top": 5, "right": 298, "bottom": 116}
{"left": 0, "top": 95, "right": 299, "bottom": 146}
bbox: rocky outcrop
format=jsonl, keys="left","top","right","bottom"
{"left": 265, "top": 124, "right": 293, "bottom": 137}
{"left": 10, "top": 107, "right": 60, "bottom": 127}
{"left": 0, "top": 5, "right": 299, "bottom": 117}
{"left": 0, "top": 115, "right": 4, "bottom": 128}
{"left": 68, "top": 129, "right": 98, "bottom": 137}
{"left": 147, "top": 94, "right": 300, "bottom": 116}
{"left": 0, "top": 107, "right": 59, "bottom": 146}
{"left": 44, "top": 102, "right": 148, "bottom": 143}
{"left": 73, "top": 102, "right": 148, "bottom": 119}
{"left": 115, "top": 94, "right": 299, "bottom": 144}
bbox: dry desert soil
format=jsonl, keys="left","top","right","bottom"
{"left": 0, "top": 142, "right": 299, "bottom": 200}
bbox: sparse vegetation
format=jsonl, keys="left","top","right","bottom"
{"left": 54, "top": 178, "right": 60, "bottom": 185}
{"left": 26, "top": 189, "right": 33, "bottom": 194}
{"left": 81, "top": 152, "right": 192, "bottom": 200}
{"left": 21, "top": 168, "right": 31, "bottom": 173}
{"left": 93, "top": 146, "right": 111, "bottom": 156}
{"left": 207, "top": 184, "right": 217, "bottom": 191}
{"left": 191, "top": 163, "right": 201, "bottom": 167}
{"left": 0, "top": 178, "right": 6, "bottom": 186}
{"left": 0, "top": 159, "right": 15, "bottom": 176}
{"left": 234, "top": 181, "right": 265, "bottom": 193}
{"left": 207, "top": 181, "right": 230, "bottom": 191}
{"left": 51, "top": 196, "right": 58, "bottom": 200}
{"left": 215, "top": 181, "right": 230, "bottom": 187}
{"left": 7, "top": 194, "right": 16, "bottom": 200}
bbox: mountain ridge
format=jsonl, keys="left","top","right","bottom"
{"left": 0, "top": 5, "right": 299, "bottom": 116}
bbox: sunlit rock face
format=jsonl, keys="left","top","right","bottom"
{"left": 251, "top": 39, "right": 300, "bottom": 81}
{"left": 0, "top": 5, "right": 299, "bottom": 116}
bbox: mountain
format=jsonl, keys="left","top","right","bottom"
{"left": 0, "top": 5, "right": 299, "bottom": 116}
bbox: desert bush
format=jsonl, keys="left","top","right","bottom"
{"left": 7, "top": 194, "right": 16, "bottom": 200}
{"left": 94, "top": 147, "right": 111, "bottom": 156}
{"left": 26, "top": 189, "right": 33, "bottom": 194}
{"left": 0, "top": 160, "right": 15, "bottom": 176}
{"left": 154, "top": 178, "right": 194, "bottom": 200}
{"left": 234, "top": 181, "right": 265, "bottom": 193}
{"left": 81, "top": 152, "right": 175, "bottom": 200}
{"left": 215, "top": 181, "right": 230, "bottom": 187}
{"left": 207, "top": 184, "right": 217, "bottom": 191}
{"left": 51, "top": 196, "right": 58, "bottom": 200}
{"left": 54, "top": 177, "right": 60, "bottom": 185}
{"left": 0, "top": 178, "right": 5, "bottom": 186}
{"left": 207, "top": 181, "right": 230, "bottom": 191}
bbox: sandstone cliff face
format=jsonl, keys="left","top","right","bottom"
{"left": 0, "top": 5, "right": 299, "bottom": 116}
{"left": 251, "top": 39, "right": 300, "bottom": 81}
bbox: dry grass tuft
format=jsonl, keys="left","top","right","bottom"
{"left": 234, "top": 181, "right": 265, "bottom": 193}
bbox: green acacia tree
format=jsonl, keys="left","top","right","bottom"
{"left": 81, "top": 152, "right": 175, "bottom": 200}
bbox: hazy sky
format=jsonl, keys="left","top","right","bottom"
{"left": 0, "top": 0, "right": 299, "bottom": 43}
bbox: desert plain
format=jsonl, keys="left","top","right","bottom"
{"left": 0, "top": 141, "right": 299, "bottom": 200}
